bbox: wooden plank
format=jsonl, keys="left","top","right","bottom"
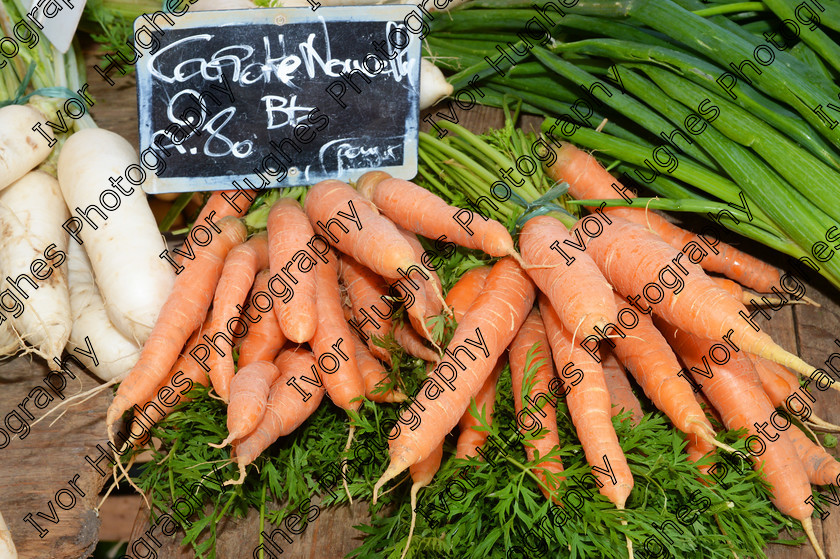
{"left": 0, "top": 357, "right": 113, "bottom": 559}
{"left": 791, "top": 274, "right": 840, "bottom": 559}
{"left": 127, "top": 496, "right": 371, "bottom": 558}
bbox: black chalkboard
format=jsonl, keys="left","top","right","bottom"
{"left": 135, "top": 6, "right": 420, "bottom": 193}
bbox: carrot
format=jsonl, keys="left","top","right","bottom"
{"left": 228, "top": 348, "right": 325, "bottom": 484}
{"left": 549, "top": 142, "right": 781, "bottom": 292}
{"left": 393, "top": 322, "right": 441, "bottom": 363}
{"left": 608, "top": 292, "right": 725, "bottom": 453}
{"left": 107, "top": 216, "right": 247, "bottom": 428}
{"left": 304, "top": 179, "right": 417, "bottom": 280}
{"left": 750, "top": 354, "right": 801, "bottom": 408}
{"left": 311, "top": 257, "right": 365, "bottom": 412}
{"left": 709, "top": 276, "right": 804, "bottom": 307}
{"left": 539, "top": 294, "right": 634, "bottom": 509}
{"left": 581, "top": 214, "right": 823, "bottom": 382}
{"left": 206, "top": 233, "right": 269, "bottom": 401}
{"left": 520, "top": 215, "right": 616, "bottom": 339}
{"left": 444, "top": 266, "right": 492, "bottom": 322}
{"left": 395, "top": 225, "right": 446, "bottom": 337}
{"left": 455, "top": 358, "right": 504, "bottom": 460}
{"left": 600, "top": 348, "right": 642, "bottom": 425}
{"left": 211, "top": 361, "right": 280, "bottom": 448}
{"left": 401, "top": 442, "right": 444, "bottom": 559}
{"left": 684, "top": 433, "right": 714, "bottom": 477}
{"left": 126, "top": 317, "right": 213, "bottom": 449}
{"left": 509, "top": 308, "right": 565, "bottom": 502}
{"left": 748, "top": 355, "right": 840, "bottom": 431}
{"left": 786, "top": 426, "right": 840, "bottom": 486}
{"left": 339, "top": 256, "right": 396, "bottom": 364}
{"left": 312, "top": 253, "right": 366, "bottom": 501}
{"left": 658, "top": 318, "right": 823, "bottom": 557}
{"left": 353, "top": 330, "right": 406, "bottom": 403}
{"left": 267, "top": 198, "right": 319, "bottom": 343}
{"left": 373, "top": 257, "right": 535, "bottom": 500}
{"left": 403, "top": 264, "right": 495, "bottom": 553}
{"left": 356, "top": 173, "right": 518, "bottom": 259}
{"left": 175, "top": 190, "right": 253, "bottom": 265}
{"left": 238, "top": 270, "right": 287, "bottom": 368}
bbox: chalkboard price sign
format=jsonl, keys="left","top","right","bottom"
{"left": 135, "top": 5, "right": 421, "bottom": 193}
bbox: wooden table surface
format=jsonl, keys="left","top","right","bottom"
{"left": 1, "top": 38, "right": 839, "bottom": 559}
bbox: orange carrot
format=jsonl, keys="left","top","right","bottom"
{"left": 229, "top": 348, "right": 326, "bottom": 484}
{"left": 396, "top": 225, "right": 445, "bottom": 337}
{"left": 393, "top": 322, "right": 440, "bottom": 363}
{"left": 304, "top": 179, "right": 416, "bottom": 280}
{"left": 608, "top": 292, "right": 722, "bottom": 453}
{"left": 374, "top": 258, "right": 535, "bottom": 499}
{"left": 311, "top": 257, "right": 365, "bottom": 412}
{"left": 750, "top": 354, "right": 801, "bottom": 407}
{"left": 455, "top": 358, "right": 504, "bottom": 460}
{"left": 267, "top": 198, "right": 319, "bottom": 343}
{"left": 549, "top": 142, "right": 781, "bottom": 292}
{"left": 206, "top": 233, "right": 269, "bottom": 401}
{"left": 684, "top": 433, "right": 714, "bottom": 477}
{"left": 539, "top": 294, "right": 634, "bottom": 509}
{"left": 174, "top": 190, "right": 253, "bottom": 265}
{"left": 108, "top": 216, "right": 247, "bottom": 428}
{"left": 353, "top": 330, "right": 406, "bottom": 403}
{"left": 658, "top": 319, "right": 822, "bottom": 555}
{"left": 520, "top": 215, "right": 616, "bottom": 339}
{"left": 401, "top": 444, "right": 444, "bottom": 559}
{"left": 581, "top": 215, "right": 822, "bottom": 381}
{"left": 600, "top": 348, "right": 642, "bottom": 425}
{"left": 339, "top": 256, "right": 396, "bottom": 364}
{"left": 357, "top": 173, "right": 517, "bottom": 259}
{"left": 748, "top": 356, "right": 840, "bottom": 431}
{"left": 211, "top": 360, "right": 280, "bottom": 448}
{"left": 444, "top": 266, "right": 492, "bottom": 322}
{"left": 509, "top": 308, "right": 565, "bottom": 502}
{"left": 786, "top": 426, "right": 840, "bottom": 486}
{"left": 127, "top": 317, "right": 212, "bottom": 448}
{"left": 238, "top": 270, "right": 287, "bottom": 368}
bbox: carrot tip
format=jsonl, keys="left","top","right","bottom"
{"left": 209, "top": 435, "right": 234, "bottom": 449}
{"left": 372, "top": 462, "right": 404, "bottom": 505}
{"left": 808, "top": 415, "right": 840, "bottom": 432}
{"left": 400, "top": 482, "right": 422, "bottom": 559}
{"left": 224, "top": 463, "right": 247, "bottom": 486}
{"left": 802, "top": 517, "right": 826, "bottom": 559}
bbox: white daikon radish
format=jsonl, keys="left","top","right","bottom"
{"left": 57, "top": 128, "right": 174, "bottom": 345}
{"left": 0, "top": 105, "right": 54, "bottom": 191}
{"left": 0, "top": 509, "right": 17, "bottom": 559}
{"left": 419, "top": 58, "right": 453, "bottom": 110}
{"left": 0, "top": 171, "right": 71, "bottom": 363}
{"left": 66, "top": 241, "right": 141, "bottom": 381}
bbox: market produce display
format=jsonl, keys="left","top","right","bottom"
{"left": 2, "top": 0, "right": 840, "bottom": 557}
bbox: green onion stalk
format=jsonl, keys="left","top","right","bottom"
{"left": 423, "top": 0, "right": 840, "bottom": 289}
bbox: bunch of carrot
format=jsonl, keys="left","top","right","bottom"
{"left": 110, "top": 122, "right": 840, "bottom": 559}
{"left": 412, "top": 117, "right": 840, "bottom": 558}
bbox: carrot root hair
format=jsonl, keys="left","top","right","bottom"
{"left": 343, "top": 424, "right": 356, "bottom": 504}
{"left": 373, "top": 461, "right": 406, "bottom": 505}
{"left": 802, "top": 517, "right": 826, "bottom": 559}
{"left": 225, "top": 462, "right": 248, "bottom": 486}
{"left": 400, "top": 481, "right": 423, "bottom": 559}
{"left": 209, "top": 434, "right": 236, "bottom": 449}
{"left": 617, "top": 505, "right": 633, "bottom": 559}
{"left": 808, "top": 414, "right": 840, "bottom": 432}
{"left": 692, "top": 422, "right": 738, "bottom": 455}
{"left": 31, "top": 377, "right": 119, "bottom": 431}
